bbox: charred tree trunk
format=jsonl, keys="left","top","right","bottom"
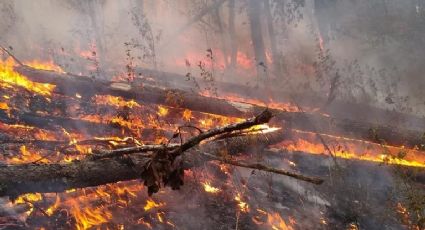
{"left": 15, "top": 66, "right": 425, "bottom": 148}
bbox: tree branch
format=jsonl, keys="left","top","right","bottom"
{"left": 200, "top": 152, "right": 324, "bottom": 185}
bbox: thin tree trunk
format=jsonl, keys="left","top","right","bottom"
{"left": 264, "top": 0, "right": 281, "bottom": 75}
{"left": 213, "top": 1, "right": 229, "bottom": 70}
{"left": 247, "top": 0, "right": 268, "bottom": 83}
{"left": 228, "top": 0, "right": 237, "bottom": 71}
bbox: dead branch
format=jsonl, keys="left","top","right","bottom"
{"left": 200, "top": 151, "right": 324, "bottom": 184}
{"left": 0, "top": 46, "right": 24, "bottom": 66}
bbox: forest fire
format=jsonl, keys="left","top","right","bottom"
{"left": 0, "top": 55, "right": 423, "bottom": 229}
{"left": 1, "top": 1, "right": 425, "bottom": 229}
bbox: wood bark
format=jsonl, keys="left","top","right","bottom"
{"left": 15, "top": 66, "right": 425, "bottom": 148}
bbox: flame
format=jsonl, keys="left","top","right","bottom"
{"left": 15, "top": 193, "right": 43, "bottom": 204}
{"left": 253, "top": 209, "right": 295, "bottom": 230}
{"left": 144, "top": 199, "right": 165, "bottom": 211}
{"left": 267, "top": 212, "right": 294, "bottom": 230}
{"left": 248, "top": 124, "right": 281, "bottom": 134}
{"left": 236, "top": 51, "right": 254, "bottom": 70}
{"left": 199, "top": 91, "right": 303, "bottom": 112}
{"left": 70, "top": 203, "right": 112, "bottom": 230}
{"left": 157, "top": 105, "right": 169, "bottom": 117}
{"left": 24, "top": 59, "right": 65, "bottom": 73}
{"left": 45, "top": 196, "right": 61, "bottom": 216}
{"left": 272, "top": 130, "right": 425, "bottom": 167}
{"left": 9, "top": 146, "right": 49, "bottom": 164}
{"left": 0, "top": 101, "right": 9, "bottom": 110}
{"left": 0, "top": 58, "right": 55, "bottom": 96}
{"left": 202, "top": 182, "right": 221, "bottom": 194}
{"left": 93, "top": 95, "right": 141, "bottom": 109}
{"left": 234, "top": 193, "right": 249, "bottom": 213}
{"left": 182, "top": 109, "right": 192, "bottom": 121}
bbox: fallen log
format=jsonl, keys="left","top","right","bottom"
{"left": 15, "top": 66, "right": 425, "bottom": 148}
{"left": 135, "top": 68, "right": 425, "bottom": 132}
{"left": 0, "top": 110, "right": 324, "bottom": 197}
{"left": 0, "top": 109, "right": 125, "bottom": 136}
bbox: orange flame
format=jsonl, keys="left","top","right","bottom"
{"left": 93, "top": 95, "right": 141, "bottom": 109}
{"left": 202, "top": 182, "right": 221, "bottom": 194}
{"left": 234, "top": 193, "right": 249, "bottom": 213}
{"left": 267, "top": 212, "right": 294, "bottom": 230}
{"left": 0, "top": 58, "right": 55, "bottom": 96}
{"left": 24, "top": 59, "right": 65, "bottom": 73}
{"left": 144, "top": 199, "right": 165, "bottom": 211}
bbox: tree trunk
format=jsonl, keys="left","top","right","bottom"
{"left": 247, "top": 0, "right": 268, "bottom": 82}
{"left": 162, "top": 0, "right": 228, "bottom": 46}
{"left": 15, "top": 66, "right": 425, "bottom": 148}
{"left": 0, "top": 130, "right": 287, "bottom": 197}
{"left": 264, "top": 0, "right": 281, "bottom": 75}
{"left": 228, "top": 0, "right": 237, "bottom": 70}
